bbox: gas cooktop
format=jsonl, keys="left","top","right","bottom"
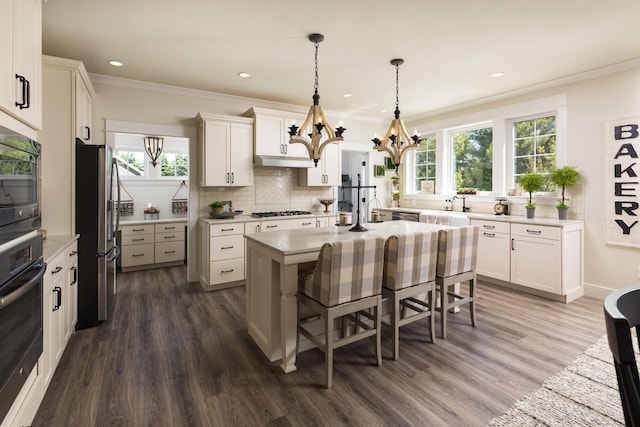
{"left": 251, "top": 210, "right": 313, "bottom": 218}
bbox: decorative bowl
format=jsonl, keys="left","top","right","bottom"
{"left": 318, "top": 198, "right": 336, "bottom": 213}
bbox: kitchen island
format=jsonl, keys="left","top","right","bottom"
{"left": 244, "top": 221, "right": 450, "bottom": 373}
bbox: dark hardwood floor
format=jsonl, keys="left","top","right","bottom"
{"left": 32, "top": 266, "right": 606, "bottom": 426}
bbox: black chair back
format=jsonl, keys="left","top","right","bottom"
{"left": 604, "top": 286, "right": 640, "bottom": 427}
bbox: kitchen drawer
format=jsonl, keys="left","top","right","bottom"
{"left": 471, "top": 219, "right": 510, "bottom": 234}
{"left": 210, "top": 235, "right": 244, "bottom": 260}
{"left": 511, "top": 223, "right": 561, "bottom": 240}
{"left": 121, "top": 224, "right": 154, "bottom": 236}
{"left": 155, "top": 230, "right": 185, "bottom": 242}
{"left": 155, "top": 241, "right": 185, "bottom": 263}
{"left": 210, "top": 223, "right": 244, "bottom": 236}
{"left": 121, "top": 234, "right": 154, "bottom": 245}
{"left": 209, "top": 258, "right": 245, "bottom": 285}
{"left": 155, "top": 222, "right": 184, "bottom": 233}
{"left": 121, "top": 243, "right": 155, "bottom": 266}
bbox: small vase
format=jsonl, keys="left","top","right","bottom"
{"left": 557, "top": 207, "right": 568, "bottom": 220}
{"left": 526, "top": 207, "right": 535, "bottom": 219}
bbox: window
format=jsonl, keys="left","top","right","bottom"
{"left": 452, "top": 125, "right": 493, "bottom": 192}
{"left": 512, "top": 114, "right": 556, "bottom": 190}
{"left": 413, "top": 134, "right": 436, "bottom": 192}
{"left": 113, "top": 133, "right": 188, "bottom": 179}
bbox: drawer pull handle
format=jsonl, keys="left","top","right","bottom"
{"left": 164, "top": 235, "right": 176, "bottom": 239}
{"left": 526, "top": 229, "right": 542, "bottom": 235}
{"left": 164, "top": 226, "right": 176, "bottom": 230}
{"left": 511, "top": 238, "right": 515, "bottom": 251}
{"left": 483, "top": 225, "right": 495, "bottom": 229}
{"left": 51, "top": 266, "right": 62, "bottom": 274}
{"left": 53, "top": 287, "right": 62, "bottom": 311}
{"left": 302, "top": 222, "right": 312, "bottom": 225}
{"left": 132, "top": 254, "right": 145, "bottom": 257}
{"left": 266, "top": 225, "right": 278, "bottom": 229}
{"left": 221, "top": 246, "right": 234, "bottom": 250}
{"left": 69, "top": 250, "right": 78, "bottom": 256}
{"left": 221, "top": 228, "right": 234, "bottom": 232}
{"left": 221, "top": 269, "right": 234, "bottom": 273}
{"left": 132, "top": 228, "right": 145, "bottom": 232}
{"left": 483, "top": 232, "right": 495, "bottom": 237}
{"left": 164, "top": 250, "right": 176, "bottom": 254}
{"left": 133, "top": 238, "right": 145, "bottom": 241}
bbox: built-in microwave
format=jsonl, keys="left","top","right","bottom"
{"left": 0, "top": 125, "right": 41, "bottom": 246}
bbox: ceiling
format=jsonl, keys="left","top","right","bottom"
{"left": 41, "top": 0, "right": 640, "bottom": 121}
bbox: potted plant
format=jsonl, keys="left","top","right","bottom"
{"left": 392, "top": 190, "right": 400, "bottom": 201}
{"left": 549, "top": 166, "right": 580, "bottom": 220}
{"left": 391, "top": 174, "right": 400, "bottom": 186}
{"left": 518, "top": 173, "right": 545, "bottom": 219}
{"left": 209, "top": 201, "right": 225, "bottom": 215}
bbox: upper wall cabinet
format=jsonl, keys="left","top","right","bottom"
{"left": 244, "top": 107, "right": 309, "bottom": 159}
{"left": 299, "top": 141, "right": 341, "bottom": 186}
{"left": 0, "top": 0, "right": 42, "bottom": 132}
{"left": 197, "top": 113, "right": 254, "bottom": 187}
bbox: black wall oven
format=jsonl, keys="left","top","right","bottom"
{"left": 0, "top": 124, "right": 41, "bottom": 246}
{"left": 0, "top": 231, "right": 45, "bottom": 423}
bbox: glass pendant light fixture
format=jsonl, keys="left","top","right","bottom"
{"left": 144, "top": 136, "right": 164, "bottom": 167}
{"left": 288, "top": 33, "right": 346, "bottom": 167}
{"left": 372, "top": 59, "right": 420, "bottom": 174}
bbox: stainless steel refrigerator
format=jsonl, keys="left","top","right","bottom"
{"left": 75, "top": 139, "right": 120, "bottom": 329}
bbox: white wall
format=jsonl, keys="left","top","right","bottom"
{"left": 409, "top": 66, "right": 640, "bottom": 297}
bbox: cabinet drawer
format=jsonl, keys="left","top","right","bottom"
{"left": 155, "top": 241, "right": 185, "bottom": 263}
{"left": 155, "top": 230, "right": 185, "bottom": 242}
{"left": 121, "top": 225, "right": 154, "bottom": 236}
{"left": 511, "top": 223, "right": 561, "bottom": 240}
{"left": 471, "top": 219, "right": 510, "bottom": 234}
{"left": 121, "top": 244, "right": 155, "bottom": 266}
{"left": 209, "top": 258, "right": 245, "bottom": 284}
{"left": 210, "top": 235, "right": 245, "bottom": 260}
{"left": 155, "top": 222, "right": 184, "bottom": 233}
{"left": 121, "top": 234, "right": 154, "bottom": 245}
{"left": 210, "top": 223, "right": 244, "bottom": 236}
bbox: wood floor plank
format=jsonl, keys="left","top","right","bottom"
{"left": 32, "top": 266, "right": 606, "bottom": 427}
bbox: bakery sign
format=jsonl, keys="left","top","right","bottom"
{"left": 608, "top": 117, "right": 640, "bottom": 247}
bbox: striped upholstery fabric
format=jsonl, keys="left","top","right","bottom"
{"left": 436, "top": 226, "right": 479, "bottom": 277}
{"left": 300, "top": 237, "right": 385, "bottom": 307}
{"left": 383, "top": 232, "right": 439, "bottom": 290}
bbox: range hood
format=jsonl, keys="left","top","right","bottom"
{"left": 254, "top": 155, "right": 314, "bottom": 168}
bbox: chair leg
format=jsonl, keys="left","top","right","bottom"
{"left": 429, "top": 288, "right": 435, "bottom": 343}
{"left": 440, "top": 284, "right": 447, "bottom": 339}
{"left": 470, "top": 277, "right": 477, "bottom": 327}
{"left": 325, "top": 312, "right": 334, "bottom": 389}
{"left": 392, "top": 293, "right": 400, "bottom": 360}
{"left": 375, "top": 297, "right": 382, "bottom": 367}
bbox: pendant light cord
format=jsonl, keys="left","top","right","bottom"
{"left": 314, "top": 40, "right": 319, "bottom": 96}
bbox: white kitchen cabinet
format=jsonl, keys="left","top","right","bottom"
{"left": 510, "top": 223, "right": 561, "bottom": 294}
{"left": 299, "top": 141, "right": 341, "bottom": 186}
{"left": 245, "top": 107, "right": 309, "bottom": 159}
{"left": 75, "top": 75, "right": 93, "bottom": 143}
{"left": 472, "top": 219, "right": 510, "bottom": 282}
{"left": 40, "top": 57, "right": 95, "bottom": 237}
{"left": 471, "top": 217, "right": 584, "bottom": 303}
{"left": 63, "top": 241, "right": 78, "bottom": 344}
{"left": 154, "top": 222, "right": 185, "bottom": 264}
{"left": 120, "top": 222, "right": 185, "bottom": 271}
{"left": 197, "top": 113, "right": 254, "bottom": 187}
{"left": 0, "top": 0, "right": 42, "bottom": 132}
{"left": 120, "top": 225, "right": 155, "bottom": 269}
{"left": 199, "top": 222, "right": 246, "bottom": 290}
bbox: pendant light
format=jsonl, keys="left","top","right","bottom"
{"left": 288, "top": 33, "right": 346, "bottom": 167}
{"left": 372, "top": 59, "right": 420, "bottom": 174}
{"left": 144, "top": 136, "right": 164, "bottom": 167}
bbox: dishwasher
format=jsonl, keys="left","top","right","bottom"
{"left": 391, "top": 211, "right": 420, "bottom": 222}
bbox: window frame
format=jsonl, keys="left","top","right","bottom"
{"left": 114, "top": 132, "right": 189, "bottom": 180}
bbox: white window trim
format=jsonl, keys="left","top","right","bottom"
{"left": 405, "top": 94, "right": 567, "bottom": 198}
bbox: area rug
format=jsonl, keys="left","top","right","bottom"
{"left": 487, "top": 335, "right": 639, "bottom": 427}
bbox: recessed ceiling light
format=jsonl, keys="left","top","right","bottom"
{"left": 238, "top": 72, "right": 251, "bottom": 78}
{"left": 108, "top": 60, "right": 124, "bottom": 67}
{"left": 491, "top": 72, "right": 505, "bottom": 78}
{"left": 380, "top": 109, "right": 388, "bottom": 113}
{"left": 343, "top": 93, "right": 352, "bottom": 98}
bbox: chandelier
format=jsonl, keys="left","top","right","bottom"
{"left": 372, "top": 59, "right": 420, "bottom": 173}
{"left": 288, "top": 33, "right": 346, "bottom": 167}
{"left": 144, "top": 136, "right": 164, "bottom": 167}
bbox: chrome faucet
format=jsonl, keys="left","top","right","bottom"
{"left": 452, "top": 195, "right": 470, "bottom": 212}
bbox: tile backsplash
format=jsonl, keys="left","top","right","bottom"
{"left": 199, "top": 166, "right": 335, "bottom": 216}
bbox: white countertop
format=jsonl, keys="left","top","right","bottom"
{"left": 43, "top": 234, "right": 79, "bottom": 262}
{"left": 120, "top": 217, "right": 188, "bottom": 226}
{"left": 244, "top": 221, "right": 450, "bottom": 256}
{"left": 199, "top": 211, "right": 336, "bottom": 225}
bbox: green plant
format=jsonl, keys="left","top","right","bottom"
{"left": 391, "top": 175, "right": 400, "bottom": 181}
{"left": 518, "top": 173, "right": 545, "bottom": 208}
{"left": 392, "top": 190, "right": 400, "bottom": 195}
{"left": 209, "top": 201, "right": 225, "bottom": 208}
{"left": 550, "top": 166, "right": 580, "bottom": 208}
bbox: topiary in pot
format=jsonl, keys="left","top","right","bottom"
{"left": 518, "top": 173, "right": 544, "bottom": 218}
{"left": 549, "top": 166, "right": 580, "bottom": 219}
